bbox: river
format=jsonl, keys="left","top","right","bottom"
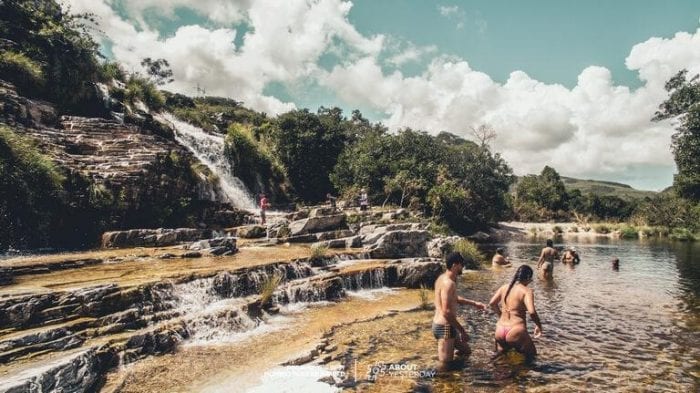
{"left": 105, "top": 238, "right": 699, "bottom": 392}
{"left": 367, "top": 238, "right": 700, "bottom": 392}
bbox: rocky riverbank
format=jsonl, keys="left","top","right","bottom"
{"left": 0, "top": 206, "right": 478, "bottom": 393}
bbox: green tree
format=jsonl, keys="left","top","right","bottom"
{"left": 140, "top": 57, "right": 174, "bottom": 86}
{"left": 271, "top": 108, "right": 348, "bottom": 202}
{"left": 653, "top": 70, "right": 700, "bottom": 201}
{"left": 514, "top": 166, "right": 568, "bottom": 220}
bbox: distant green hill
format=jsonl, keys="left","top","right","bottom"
{"left": 561, "top": 177, "right": 658, "bottom": 200}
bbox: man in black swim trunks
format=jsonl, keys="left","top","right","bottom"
{"left": 433, "top": 252, "right": 486, "bottom": 363}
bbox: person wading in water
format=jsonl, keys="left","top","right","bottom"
{"left": 432, "top": 252, "right": 486, "bottom": 367}
{"left": 488, "top": 265, "right": 543, "bottom": 363}
{"left": 537, "top": 239, "right": 558, "bottom": 280}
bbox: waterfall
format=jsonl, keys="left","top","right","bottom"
{"left": 156, "top": 113, "right": 257, "bottom": 211}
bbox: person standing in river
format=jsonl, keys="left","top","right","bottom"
{"left": 537, "top": 239, "right": 558, "bottom": 279}
{"left": 488, "top": 265, "right": 543, "bottom": 363}
{"left": 433, "top": 252, "right": 487, "bottom": 364}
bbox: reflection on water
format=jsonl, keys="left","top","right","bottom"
{"left": 342, "top": 239, "right": 699, "bottom": 392}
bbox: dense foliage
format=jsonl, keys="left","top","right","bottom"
{"left": 0, "top": 126, "right": 64, "bottom": 249}
{"left": 270, "top": 108, "right": 348, "bottom": 202}
{"left": 332, "top": 127, "right": 514, "bottom": 233}
{"left": 514, "top": 166, "right": 638, "bottom": 222}
{"left": 654, "top": 70, "right": 700, "bottom": 201}
{"left": 0, "top": 0, "right": 104, "bottom": 115}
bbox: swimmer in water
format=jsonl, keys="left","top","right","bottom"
{"left": 492, "top": 247, "right": 512, "bottom": 267}
{"left": 611, "top": 257, "right": 620, "bottom": 271}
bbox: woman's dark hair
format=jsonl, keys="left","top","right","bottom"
{"left": 496, "top": 247, "right": 504, "bottom": 255}
{"left": 504, "top": 265, "right": 534, "bottom": 302}
{"left": 546, "top": 239, "right": 553, "bottom": 247}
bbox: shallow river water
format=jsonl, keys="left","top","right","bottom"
{"left": 106, "top": 238, "right": 699, "bottom": 392}
{"left": 427, "top": 238, "right": 700, "bottom": 392}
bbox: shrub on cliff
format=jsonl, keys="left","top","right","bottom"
{"left": 0, "top": 126, "right": 64, "bottom": 250}
{"left": 0, "top": 0, "right": 104, "bottom": 115}
{"left": 0, "top": 50, "right": 45, "bottom": 93}
{"left": 223, "top": 123, "right": 290, "bottom": 203}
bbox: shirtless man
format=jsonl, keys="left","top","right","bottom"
{"left": 536, "top": 239, "right": 558, "bottom": 280}
{"left": 433, "top": 252, "right": 487, "bottom": 364}
{"left": 491, "top": 247, "right": 511, "bottom": 267}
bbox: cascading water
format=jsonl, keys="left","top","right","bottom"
{"left": 156, "top": 113, "right": 257, "bottom": 211}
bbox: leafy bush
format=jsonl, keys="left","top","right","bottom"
{"left": 224, "top": 124, "right": 289, "bottom": 201}
{"left": 124, "top": 76, "right": 165, "bottom": 111}
{"left": 619, "top": 226, "right": 639, "bottom": 239}
{"left": 452, "top": 238, "right": 486, "bottom": 264}
{"left": 0, "top": 50, "right": 44, "bottom": 92}
{"left": 0, "top": 126, "right": 64, "bottom": 249}
{"left": 310, "top": 244, "right": 329, "bottom": 260}
{"left": 593, "top": 224, "right": 610, "bottom": 234}
{"left": 419, "top": 284, "right": 430, "bottom": 310}
{"left": 259, "top": 274, "right": 283, "bottom": 305}
{"left": 98, "top": 62, "right": 126, "bottom": 82}
{"left": 0, "top": 0, "right": 103, "bottom": 114}
{"left": 670, "top": 228, "right": 696, "bottom": 241}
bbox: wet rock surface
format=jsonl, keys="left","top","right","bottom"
{"left": 0, "top": 207, "right": 484, "bottom": 393}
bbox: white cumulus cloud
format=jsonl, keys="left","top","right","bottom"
{"left": 63, "top": 1, "right": 700, "bottom": 190}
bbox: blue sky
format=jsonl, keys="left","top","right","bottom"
{"left": 68, "top": 0, "right": 700, "bottom": 190}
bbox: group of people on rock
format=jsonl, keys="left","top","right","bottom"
{"left": 434, "top": 240, "right": 620, "bottom": 368}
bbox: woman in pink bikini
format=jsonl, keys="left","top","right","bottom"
{"left": 488, "top": 265, "right": 543, "bottom": 362}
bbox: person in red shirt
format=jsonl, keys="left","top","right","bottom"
{"left": 259, "top": 193, "right": 269, "bottom": 224}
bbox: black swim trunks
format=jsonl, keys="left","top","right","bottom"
{"left": 432, "top": 323, "right": 457, "bottom": 340}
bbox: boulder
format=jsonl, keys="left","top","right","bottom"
{"left": 394, "top": 260, "right": 443, "bottom": 288}
{"left": 426, "top": 236, "right": 461, "bottom": 259}
{"left": 309, "top": 207, "right": 337, "bottom": 218}
{"left": 366, "top": 230, "right": 430, "bottom": 259}
{"left": 101, "top": 228, "right": 211, "bottom": 248}
{"left": 236, "top": 225, "right": 267, "bottom": 239}
{"left": 288, "top": 214, "right": 347, "bottom": 236}
{"left": 466, "top": 231, "right": 491, "bottom": 243}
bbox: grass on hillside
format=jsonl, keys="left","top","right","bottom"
{"left": 561, "top": 177, "right": 657, "bottom": 200}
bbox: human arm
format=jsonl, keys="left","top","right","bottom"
{"left": 537, "top": 249, "right": 545, "bottom": 269}
{"left": 488, "top": 286, "right": 502, "bottom": 315}
{"left": 524, "top": 288, "right": 542, "bottom": 337}
{"left": 458, "top": 296, "right": 486, "bottom": 310}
